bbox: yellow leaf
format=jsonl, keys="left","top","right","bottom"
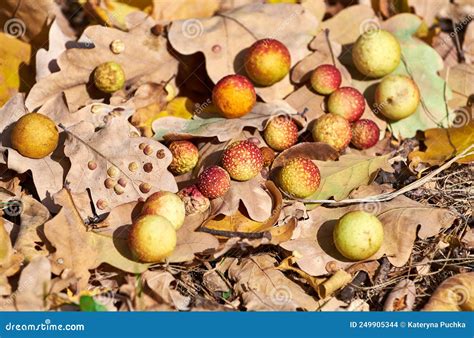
{"left": 151, "top": 0, "right": 219, "bottom": 21}
{"left": 86, "top": 0, "right": 153, "bottom": 29}
{"left": 0, "top": 33, "right": 31, "bottom": 106}
{"left": 205, "top": 209, "right": 265, "bottom": 233}
{"left": 164, "top": 97, "right": 195, "bottom": 119}
{"left": 132, "top": 97, "right": 194, "bottom": 137}
{"left": 409, "top": 121, "right": 474, "bottom": 166}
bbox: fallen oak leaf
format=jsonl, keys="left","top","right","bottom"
{"left": 44, "top": 189, "right": 149, "bottom": 290}
{"left": 441, "top": 63, "right": 474, "bottom": 109}
{"left": 153, "top": 100, "right": 298, "bottom": 142}
{"left": 305, "top": 153, "right": 393, "bottom": 203}
{"left": 0, "top": 218, "right": 23, "bottom": 295}
{"left": 319, "top": 5, "right": 377, "bottom": 45}
{"left": 63, "top": 118, "right": 177, "bottom": 214}
{"left": 168, "top": 2, "right": 317, "bottom": 102}
{"left": 167, "top": 213, "right": 219, "bottom": 263}
{"left": 13, "top": 195, "right": 50, "bottom": 261}
{"left": 203, "top": 181, "right": 283, "bottom": 234}
{"left": 26, "top": 18, "right": 178, "bottom": 112}
{"left": 211, "top": 175, "right": 273, "bottom": 223}
{"left": 409, "top": 121, "right": 474, "bottom": 167}
{"left": 271, "top": 142, "right": 340, "bottom": 170}
{"left": 423, "top": 272, "right": 474, "bottom": 311}
{"left": 228, "top": 254, "right": 319, "bottom": 311}
{"left": 383, "top": 279, "right": 416, "bottom": 311}
{"left": 14, "top": 256, "right": 52, "bottom": 311}
{"left": 281, "top": 184, "right": 456, "bottom": 276}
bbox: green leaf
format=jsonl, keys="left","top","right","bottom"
{"left": 349, "top": 14, "right": 452, "bottom": 138}
{"left": 307, "top": 154, "right": 392, "bottom": 201}
{"left": 79, "top": 296, "right": 108, "bottom": 312}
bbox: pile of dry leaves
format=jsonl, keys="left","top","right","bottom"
{"left": 0, "top": 0, "right": 472, "bottom": 312}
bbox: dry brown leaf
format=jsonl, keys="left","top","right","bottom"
{"left": 143, "top": 270, "right": 190, "bottom": 310}
{"left": 129, "top": 83, "right": 169, "bottom": 137}
{"left": 168, "top": 3, "right": 317, "bottom": 102}
{"left": 228, "top": 255, "right": 319, "bottom": 311}
{"left": 153, "top": 100, "right": 298, "bottom": 142}
{"left": 281, "top": 184, "right": 456, "bottom": 276}
{"left": 35, "top": 20, "right": 73, "bottom": 81}
{"left": 292, "top": 33, "right": 351, "bottom": 85}
{"left": 284, "top": 84, "right": 325, "bottom": 122}
{"left": 26, "top": 17, "right": 178, "bottom": 112}
{"left": 431, "top": 31, "right": 459, "bottom": 69}
{"left": 0, "top": 218, "right": 22, "bottom": 296}
{"left": 39, "top": 93, "right": 135, "bottom": 130}
{"left": 13, "top": 195, "right": 50, "bottom": 261}
{"left": 14, "top": 256, "right": 51, "bottom": 311}
{"left": 423, "top": 272, "right": 474, "bottom": 311}
{"left": 271, "top": 142, "right": 340, "bottom": 170}
{"left": 44, "top": 189, "right": 149, "bottom": 290}
{"left": 464, "top": 21, "right": 474, "bottom": 64}
{"left": 383, "top": 279, "right": 416, "bottom": 311}
{"left": 64, "top": 118, "right": 177, "bottom": 214}
{"left": 319, "top": 5, "right": 376, "bottom": 45}
{"left": 212, "top": 175, "right": 273, "bottom": 222}
{"left": 203, "top": 181, "right": 290, "bottom": 241}
{"left": 317, "top": 269, "right": 352, "bottom": 299}
{"left": 0, "top": 0, "right": 62, "bottom": 44}
{"left": 168, "top": 213, "right": 219, "bottom": 263}
{"left": 441, "top": 63, "right": 474, "bottom": 109}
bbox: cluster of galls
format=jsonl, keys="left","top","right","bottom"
{"left": 310, "top": 29, "right": 421, "bottom": 153}
{"left": 310, "top": 65, "right": 379, "bottom": 152}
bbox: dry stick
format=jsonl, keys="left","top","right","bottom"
{"left": 324, "top": 29, "right": 337, "bottom": 66}
{"left": 288, "top": 143, "right": 474, "bottom": 205}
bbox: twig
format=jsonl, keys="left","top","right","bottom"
{"left": 287, "top": 144, "right": 474, "bottom": 205}
{"left": 324, "top": 29, "right": 336, "bottom": 66}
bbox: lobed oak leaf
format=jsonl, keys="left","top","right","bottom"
{"left": 423, "top": 272, "right": 474, "bottom": 311}
{"left": 26, "top": 18, "right": 178, "bottom": 112}
{"left": 281, "top": 185, "right": 456, "bottom": 276}
{"left": 64, "top": 117, "right": 177, "bottom": 214}
{"left": 168, "top": 3, "right": 318, "bottom": 102}
{"left": 153, "top": 100, "right": 298, "bottom": 142}
{"left": 307, "top": 153, "right": 393, "bottom": 202}
{"left": 409, "top": 121, "right": 474, "bottom": 167}
{"left": 228, "top": 254, "right": 319, "bottom": 311}
{"left": 44, "top": 189, "right": 149, "bottom": 290}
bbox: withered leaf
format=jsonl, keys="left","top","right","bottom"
{"left": 64, "top": 118, "right": 177, "bottom": 214}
